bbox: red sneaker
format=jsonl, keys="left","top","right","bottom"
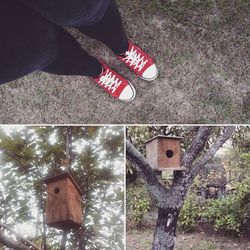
{"left": 93, "top": 61, "right": 136, "bottom": 101}
{"left": 117, "top": 40, "right": 158, "bottom": 81}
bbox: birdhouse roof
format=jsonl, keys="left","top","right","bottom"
{"left": 44, "top": 172, "right": 83, "bottom": 196}
{"left": 145, "top": 135, "right": 184, "bottom": 144}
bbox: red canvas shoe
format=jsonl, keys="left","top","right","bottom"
{"left": 93, "top": 61, "right": 136, "bottom": 101}
{"left": 117, "top": 40, "right": 158, "bottom": 81}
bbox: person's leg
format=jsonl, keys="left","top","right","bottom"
{"left": 41, "top": 28, "right": 102, "bottom": 77}
{"left": 74, "top": 0, "right": 158, "bottom": 81}
{"left": 1, "top": 0, "right": 135, "bottom": 101}
{"left": 0, "top": 0, "right": 102, "bottom": 85}
{"left": 75, "top": 0, "right": 129, "bottom": 55}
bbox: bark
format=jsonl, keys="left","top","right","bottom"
{"left": 126, "top": 140, "right": 168, "bottom": 203}
{"left": 169, "top": 127, "right": 213, "bottom": 197}
{"left": 188, "top": 126, "right": 235, "bottom": 184}
{"left": 40, "top": 190, "right": 47, "bottom": 250}
{"left": 78, "top": 190, "right": 95, "bottom": 250}
{"left": 167, "top": 127, "right": 232, "bottom": 211}
{"left": 0, "top": 224, "right": 40, "bottom": 250}
{"left": 60, "top": 230, "right": 68, "bottom": 250}
{"left": 78, "top": 238, "right": 87, "bottom": 250}
{"left": 152, "top": 208, "right": 180, "bottom": 250}
{"left": 78, "top": 227, "right": 87, "bottom": 250}
{"left": 66, "top": 126, "right": 72, "bottom": 171}
{"left": 182, "top": 127, "right": 213, "bottom": 169}
{"left": 0, "top": 230, "right": 31, "bottom": 250}
{"left": 41, "top": 215, "right": 47, "bottom": 250}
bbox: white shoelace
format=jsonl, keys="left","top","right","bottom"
{"left": 123, "top": 46, "right": 148, "bottom": 72}
{"left": 98, "top": 69, "right": 122, "bottom": 93}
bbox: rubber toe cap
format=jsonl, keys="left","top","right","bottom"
{"left": 142, "top": 64, "right": 158, "bottom": 81}
{"left": 118, "top": 84, "right": 136, "bottom": 102}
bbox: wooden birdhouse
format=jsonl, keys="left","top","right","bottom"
{"left": 44, "top": 172, "right": 83, "bottom": 230}
{"left": 145, "top": 135, "right": 185, "bottom": 171}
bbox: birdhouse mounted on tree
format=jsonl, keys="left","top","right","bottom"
{"left": 145, "top": 135, "right": 186, "bottom": 171}
{"left": 44, "top": 172, "right": 83, "bottom": 230}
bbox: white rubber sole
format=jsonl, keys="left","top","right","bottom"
{"left": 139, "top": 67, "right": 159, "bottom": 82}
{"left": 119, "top": 80, "right": 136, "bottom": 102}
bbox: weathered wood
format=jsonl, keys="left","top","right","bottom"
{"left": 152, "top": 207, "right": 180, "bottom": 250}
{"left": 146, "top": 136, "right": 184, "bottom": 171}
{"left": 146, "top": 138, "right": 158, "bottom": 169}
{"left": 44, "top": 172, "right": 83, "bottom": 230}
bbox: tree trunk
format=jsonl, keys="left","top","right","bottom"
{"left": 78, "top": 222, "right": 87, "bottom": 249}
{"left": 78, "top": 236, "right": 87, "bottom": 250}
{"left": 60, "top": 230, "right": 68, "bottom": 250}
{"left": 152, "top": 207, "right": 180, "bottom": 250}
{"left": 40, "top": 191, "right": 47, "bottom": 250}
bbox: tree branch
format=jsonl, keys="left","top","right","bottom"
{"left": 0, "top": 223, "right": 40, "bottom": 250}
{"left": 171, "top": 126, "right": 213, "bottom": 192}
{"left": 126, "top": 127, "right": 235, "bottom": 210}
{"left": 188, "top": 126, "right": 235, "bottom": 184}
{"left": 0, "top": 230, "right": 30, "bottom": 250}
{"left": 40, "top": 189, "right": 48, "bottom": 250}
{"left": 126, "top": 140, "right": 168, "bottom": 202}
{"left": 182, "top": 126, "right": 213, "bottom": 170}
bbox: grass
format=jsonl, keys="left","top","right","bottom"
{"left": 0, "top": 0, "right": 249, "bottom": 123}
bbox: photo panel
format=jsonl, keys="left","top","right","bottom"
{"left": 1, "top": 1, "right": 248, "bottom": 124}
{"left": 126, "top": 125, "right": 250, "bottom": 250}
{"left": 0, "top": 125, "right": 125, "bottom": 249}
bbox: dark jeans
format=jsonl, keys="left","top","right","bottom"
{"left": 0, "top": 0, "right": 128, "bottom": 84}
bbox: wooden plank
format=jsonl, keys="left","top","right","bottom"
{"left": 158, "top": 138, "right": 181, "bottom": 169}
{"left": 46, "top": 178, "right": 69, "bottom": 225}
{"left": 67, "top": 178, "right": 83, "bottom": 224}
{"left": 146, "top": 138, "right": 158, "bottom": 169}
{"left": 45, "top": 174, "right": 83, "bottom": 229}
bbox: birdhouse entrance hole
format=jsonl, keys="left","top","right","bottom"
{"left": 166, "top": 150, "right": 174, "bottom": 158}
{"left": 54, "top": 187, "right": 60, "bottom": 194}
{"left": 145, "top": 135, "right": 186, "bottom": 171}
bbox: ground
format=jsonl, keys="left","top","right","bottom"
{"left": 127, "top": 226, "right": 250, "bottom": 250}
{"left": 0, "top": 0, "right": 249, "bottom": 123}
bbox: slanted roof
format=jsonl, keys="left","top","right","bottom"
{"left": 145, "top": 135, "right": 184, "bottom": 144}
{"left": 44, "top": 172, "right": 83, "bottom": 195}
